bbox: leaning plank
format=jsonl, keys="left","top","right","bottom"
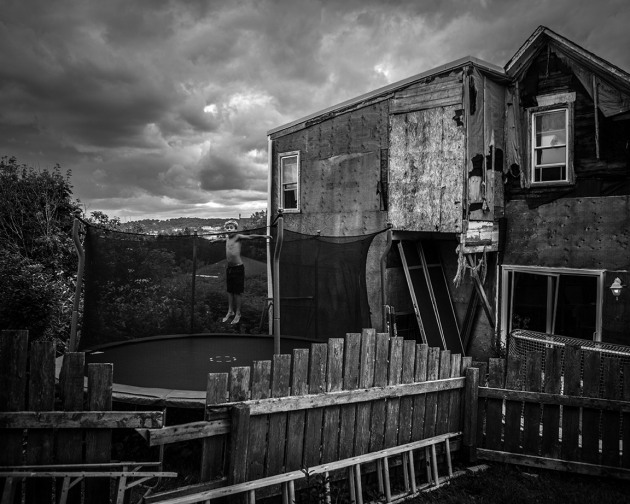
{"left": 1, "top": 411, "right": 163, "bottom": 429}
{"left": 338, "top": 333, "right": 361, "bottom": 460}
{"left": 85, "top": 363, "right": 113, "bottom": 504}
{"left": 25, "top": 341, "right": 55, "bottom": 504}
{"left": 581, "top": 350, "right": 601, "bottom": 465}
{"left": 354, "top": 329, "right": 376, "bottom": 455}
{"left": 540, "top": 346, "right": 562, "bottom": 459}
{"left": 285, "top": 349, "right": 309, "bottom": 471}
{"left": 322, "top": 339, "right": 344, "bottom": 463}
{"left": 522, "top": 351, "right": 542, "bottom": 456}
{"left": 477, "top": 449, "right": 630, "bottom": 481}
{"left": 601, "top": 358, "right": 621, "bottom": 468}
{"left": 561, "top": 346, "right": 581, "bottom": 461}
{"left": 142, "top": 420, "right": 230, "bottom": 446}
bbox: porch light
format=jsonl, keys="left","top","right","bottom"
{"left": 610, "top": 277, "right": 625, "bottom": 300}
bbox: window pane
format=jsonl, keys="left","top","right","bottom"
{"left": 554, "top": 275, "right": 597, "bottom": 339}
{"left": 281, "top": 157, "right": 297, "bottom": 183}
{"left": 535, "top": 146, "right": 566, "bottom": 166}
{"left": 535, "top": 165, "right": 566, "bottom": 182}
{"left": 283, "top": 187, "right": 297, "bottom": 209}
{"left": 510, "top": 273, "right": 549, "bottom": 333}
{"left": 535, "top": 111, "right": 566, "bottom": 147}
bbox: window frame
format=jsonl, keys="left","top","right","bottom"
{"left": 500, "top": 265, "right": 604, "bottom": 347}
{"left": 278, "top": 151, "right": 300, "bottom": 212}
{"left": 527, "top": 93, "right": 575, "bottom": 187}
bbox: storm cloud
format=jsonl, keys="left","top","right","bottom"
{"left": 1, "top": 0, "right": 629, "bottom": 219}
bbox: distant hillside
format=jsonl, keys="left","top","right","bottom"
{"left": 120, "top": 216, "right": 262, "bottom": 235}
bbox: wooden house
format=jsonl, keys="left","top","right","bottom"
{"left": 267, "top": 26, "right": 630, "bottom": 359}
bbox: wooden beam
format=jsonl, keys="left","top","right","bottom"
{"left": 0, "top": 411, "right": 163, "bottom": 429}
{"left": 477, "top": 449, "right": 630, "bottom": 480}
{"left": 466, "top": 255, "right": 495, "bottom": 329}
{"left": 479, "top": 387, "right": 630, "bottom": 412}
{"left": 224, "top": 378, "right": 465, "bottom": 416}
{"left": 139, "top": 420, "right": 230, "bottom": 447}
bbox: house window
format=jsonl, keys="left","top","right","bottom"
{"left": 279, "top": 151, "right": 299, "bottom": 211}
{"left": 528, "top": 93, "right": 574, "bottom": 185}
{"left": 501, "top": 266, "right": 603, "bottom": 344}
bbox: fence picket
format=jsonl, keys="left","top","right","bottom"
{"left": 24, "top": 341, "right": 55, "bottom": 504}
{"left": 304, "top": 343, "right": 327, "bottom": 468}
{"left": 601, "top": 358, "right": 621, "bottom": 467}
{"left": 622, "top": 363, "right": 630, "bottom": 469}
{"left": 561, "top": 346, "right": 581, "bottom": 461}
{"left": 285, "top": 349, "right": 309, "bottom": 471}
{"left": 339, "top": 333, "right": 361, "bottom": 460}
{"left": 322, "top": 339, "right": 344, "bottom": 463}
{"left": 448, "top": 354, "right": 462, "bottom": 434}
{"left": 410, "top": 344, "right": 428, "bottom": 442}
{"left": 484, "top": 358, "right": 505, "bottom": 450}
{"left": 368, "top": 333, "right": 390, "bottom": 452}
{"left": 397, "top": 340, "right": 416, "bottom": 445}
{"left": 541, "top": 346, "right": 562, "bottom": 458}
{"left": 247, "top": 361, "right": 271, "bottom": 479}
{"left": 581, "top": 350, "right": 601, "bottom": 465}
{"left": 201, "top": 373, "right": 229, "bottom": 481}
{"left": 85, "top": 363, "right": 113, "bottom": 504}
{"left": 522, "top": 351, "right": 542, "bottom": 455}
{"left": 423, "top": 347, "right": 440, "bottom": 439}
{"left": 57, "top": 352, "right": 85, "bottom": 504}
{"left": 503, "top": 355, "right": 524, "bottom": 453}
{"left": 384, "top": 337, "right": 404, "bottom": 448}
{"left": 267, "top": 355, "right": 291, "bottom": 475}
{"left": 436, "top": 350, "right": 452, "bottom": 436}
{"left": 354, "top": 329, "right": 376, "bottom": 455}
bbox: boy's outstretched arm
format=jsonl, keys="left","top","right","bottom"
{"left": 238, "top": 233, "right": 272, "bottom": 240}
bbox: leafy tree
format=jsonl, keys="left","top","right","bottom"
{"left": 0, "top": 157, "right": 81, "bottom": 344}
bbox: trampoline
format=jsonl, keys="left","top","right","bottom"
{"left": 83, "top": 333, "right": 315, "bottom": 408}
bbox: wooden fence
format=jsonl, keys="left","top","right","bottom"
{"left": 0, "top": 330, "right": 173, "bottom": 504}
{"left": 474, "top": 347, "right": 630, "bottom": 479}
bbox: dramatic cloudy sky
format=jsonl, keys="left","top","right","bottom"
{"left": 2, "top": 0, "right": 629, "bottom": 221}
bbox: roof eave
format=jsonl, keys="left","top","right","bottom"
{"left": 267, "top": 55, "right": 506, "bottom": 137}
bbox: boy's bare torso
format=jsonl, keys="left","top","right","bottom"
{"left": 225, "top": 234, "right": 243, "bottom": 266}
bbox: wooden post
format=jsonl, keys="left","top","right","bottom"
{"left": 462, "top": 366, "right": 479, "bottom": 463}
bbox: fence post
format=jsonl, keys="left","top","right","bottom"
{"left": 462, "top": 366, "right": 479, "bottom": 463}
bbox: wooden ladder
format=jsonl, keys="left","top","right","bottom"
{"left": 148, "top": 432, "right": 460, "bottom": 504}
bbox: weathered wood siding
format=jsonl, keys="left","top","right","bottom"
{"left": 388, "top": 105, "right": 465, "bottom": 233}
{"left": 271, "top": 102, "right": 390, "bottom": 329}
{"left": 503, "top": 195, "right": 630, "bottom": 270}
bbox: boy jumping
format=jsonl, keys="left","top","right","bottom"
{"left": 222, "top": 220, "right": 272, "bottom": 324}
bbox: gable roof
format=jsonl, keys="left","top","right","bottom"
{"left": 268, "top": 55, "right": 506, "bottom": 137}
{"left": 506, "top": 25, "right": 630, "bottom": 94}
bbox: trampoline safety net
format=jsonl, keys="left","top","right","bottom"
{"left": 80, "top": 224, "right": 377, "bottom": 349}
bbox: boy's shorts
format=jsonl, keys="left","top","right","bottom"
{"left": 226, "top": 264, "right": 245, "bottom": 294}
